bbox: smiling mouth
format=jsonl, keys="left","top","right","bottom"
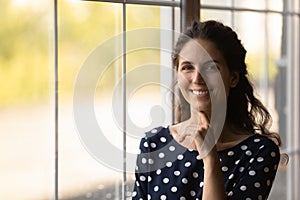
{"left": 191, "top": 90, "right": 210, "bottom": 95}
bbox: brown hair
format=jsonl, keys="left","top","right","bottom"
{"left": 172, "top": 20, "right": 281, "bottom": 146}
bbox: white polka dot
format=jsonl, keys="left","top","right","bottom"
{"left": 182, "top": 178, "right": 188, "bottom": 184}
{"left": 151, "top": 129, "right": 158, "bottom": 133}
{"left": 229, "top": 174, "right": 234, "bottom": 179}
{"left": 196, "top": 155, "right": 201, "bottom": 160}
{"left": 239, "top": 167, "right": 245, "bottom": 172}
{"left": 140, "top": 176, "right": 146, "bottom": 181}
{"left": 249, "top": 170, "right": 256, "bottom": 176}
{"left": 267, "top": 180, "right": 271, "bottom": 186}
{"left": 148, "top": 158, "right": 154, "bottom": 164}
{"left": 227, "top": 191, "right": 233, "bottom": 196}
{"left": 147, "top": 194, "right": 151, "bottom": 200}
{"left": 257, "top": 157, "right": 264, "bottom": 162}
{"left": 132, "top": 191, "right": 137, "bottom": 197}
{"left": 246, "top": 198, "right": 252, "bottom": 200}
{"left": 249, "top": 158, "right": 254, "bottom": 163}
{"left": 154, "top": 185, "right": 159, "bottom": 192}
{"left": 166, "top": 162, "right": 172, "bottom": 167}
{"left": 159, "top": 152, "right": 165, "bottom": 158}
{"left": 222, "top": 166, "right": 228, "bottom": 172}
{"left": 180, "top": 197, "right": 186, "bottom": 200}
{"left": 143, "top": 141, "right": 149, "bottom": 148}
{"left": 174, "top": 170, "right": 181, "bottom": 176}
{"left": 259, "top": 145, "right": 265, "bottom": 149}
{"left": 264, "top": 167, "right": 269, "bottom": 173}
{"left": 241, "top": 145, "right": 248, "bottom": 150}
{"left": 160, "top": 195, "right": 167, "bottom": 200}
{"left": 235, "top": 160, "right": 240, "bottom": 165}
{"left": 274, "top": 164, "right": 278, "bottom": 170}
{"left": 136, "top": 181, "right": 140, "bottom": 187}
{"left": 199, "top": 181, "right": 204, "bottom": 187}
{"left": 232, "top": 182, "right": 236, "bottom": 187}
{"left": 240, "top": 185, "right": 247, "bottom": 191}
{"left": 193, "top": 172, "right": 198, "bottom": 178}
{"left": 184, "top": 162, "right": 191, "bottom": 167}
{"left": 171, "top": 186, "right": 177, "bottom": 192}
{"left": 258, "top": 195, "right": 263, "bottom": 200}
{"left": 163, "top": 178, "right": 169, "bottom": 184}
{"left": 177, "top": 154, "right": 184, "bottom": 160}
{"left": 254, "top": 182, "right": 261, "bottom": 188}
{"left": 160, "top": 137, "right": 167, "bottom": 143}
{"left": 142, "top": 158, "right": 147, "bottom": 164}
{"left": 156, "top": 169, "right": 161, "bottom": 175}
{"left": 190, "top": 190, "right": 196, "bottom": 196}
{"left": 254, "top": 138, "right": 261, "bottom": 142}
{"left": 246, "top": 150, "right": 252, "bottom": 156}
{"left": 148, "top": 176, "right": 152, "bottom": 182}
{"left": 271, "top": 151, "right": 276, "bottom": 157}
{"left": 150, "top": 143, "right": 156, "bottom": 148}
{"left": 169, "top": 146, "right": 175, "bottom": 151}
{"left": 228, "top": 151, "right": 234, "bottom": 156}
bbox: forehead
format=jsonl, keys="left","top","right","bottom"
{"left": 179, "top": 39, "right": 223, "bottom": 64}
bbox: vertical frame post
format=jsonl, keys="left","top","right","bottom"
{"left": 53, "top": 0, "right": 59, "bottom": 199}
{"left": 181, "top": 0, "right": 200, "bottom": 30}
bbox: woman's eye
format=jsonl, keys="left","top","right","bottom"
{"left": 182, "top": 65, "right": 194, "bottom": 71}
{"left": 202, "top": 65, "right": 219, "bottom": 73}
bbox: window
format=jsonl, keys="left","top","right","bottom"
{"left": 1, "top": 0, "right": 299, "bottom": 199}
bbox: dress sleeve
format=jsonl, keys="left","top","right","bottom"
{"left": 227, "top": 139, "right": 280, "bottom": 200}
{"left": 132, "top": 137, "right": 150, "bottom": 200}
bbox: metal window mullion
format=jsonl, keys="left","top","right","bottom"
{"left": 286, "top": 0, "right": 294, "bottom": 199}
{"left": 230, "top": 0, "right": 235, "bottom": 26}
{"left": 53, "top": 0, "right": 59, "bottom": 199}
{"left": 200, "top": 4, "right": 300, "bottom": 16}
{"left": 263, "top": 1, "right": 269, "bottom": 105}
{"left": 122, "top": 2, "right": 127, "bottom": 200}
{"left": 81, "top": 0, "right": 180, "bottom": 7}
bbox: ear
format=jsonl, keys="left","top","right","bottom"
{"left": 229, "top": 72, "right": 239, "bottom": 88}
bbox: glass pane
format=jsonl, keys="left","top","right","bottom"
{"left": 201, "top": 0, "right": 232, "bottom": 7}
{"left": 125, "top": 4, "right": 174, "bottom": 196}
{"left": 234, "top": 0, "right": 283, "bottom": 11}
{"left": 60, "top": 2, "right": 178, "bottom": 200}
{"left": 268, "top": 0, "right": 283, "bottom": 12}
{"left": 234, "top": 0, "right": 266, "bottom": 10}
{"left": 0, "top": 0, "right": 52, "bottom": 199}
{"left": 200, "top": 10, "right": 233, "bottom": 25}
{"left": 58, "top": 1, "right": 123, "bottom": 199}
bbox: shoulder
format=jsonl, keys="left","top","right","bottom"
{"left": 243, "top": 134, "right": 280, "bottom": 160}
{"left": 138, "top": 126, "right": 172, "bottom": 152}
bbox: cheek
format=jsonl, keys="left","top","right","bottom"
{"left": 206, "top": 75, "right": 230, "bottom": 96}
{"left": 177, "top": 74, "right": 189, "bottom": 89}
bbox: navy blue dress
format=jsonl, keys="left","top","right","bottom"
{"left": 132, "top": 126, "right": 280, "bottom": 200}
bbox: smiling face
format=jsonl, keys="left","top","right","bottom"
{"left": 177, "top": 39, "right": 238, "bottom": 114}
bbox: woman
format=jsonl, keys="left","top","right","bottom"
{"left": 132, "top": 20, "right": 282, "bottom": 200}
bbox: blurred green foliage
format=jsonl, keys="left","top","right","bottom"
{"left": 0, "top": 0, "right": 160, "bottom": 107}
{"left": 0, "top": 0, "right": 50, "bottom": 107}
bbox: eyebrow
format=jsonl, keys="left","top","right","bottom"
{"left": 180, "top": 60, "right": 220, "bottom": 66}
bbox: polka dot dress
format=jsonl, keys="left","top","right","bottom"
{"left": 132, "top": 127, "right": 280, "bottom": 200}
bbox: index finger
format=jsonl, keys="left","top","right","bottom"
{"left": 199, "top": 111, "right": 210, "bottom": 129}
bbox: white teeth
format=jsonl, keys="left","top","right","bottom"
{"left": 192, "top": 90, "right": 208, "bottom": 95}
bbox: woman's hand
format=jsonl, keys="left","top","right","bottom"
{"left": 177, "top": 112, "right": 217, "bottom": 159}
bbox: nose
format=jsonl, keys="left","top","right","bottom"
{"left": 192, "top": 70, "right": 205, "bottom": 84}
